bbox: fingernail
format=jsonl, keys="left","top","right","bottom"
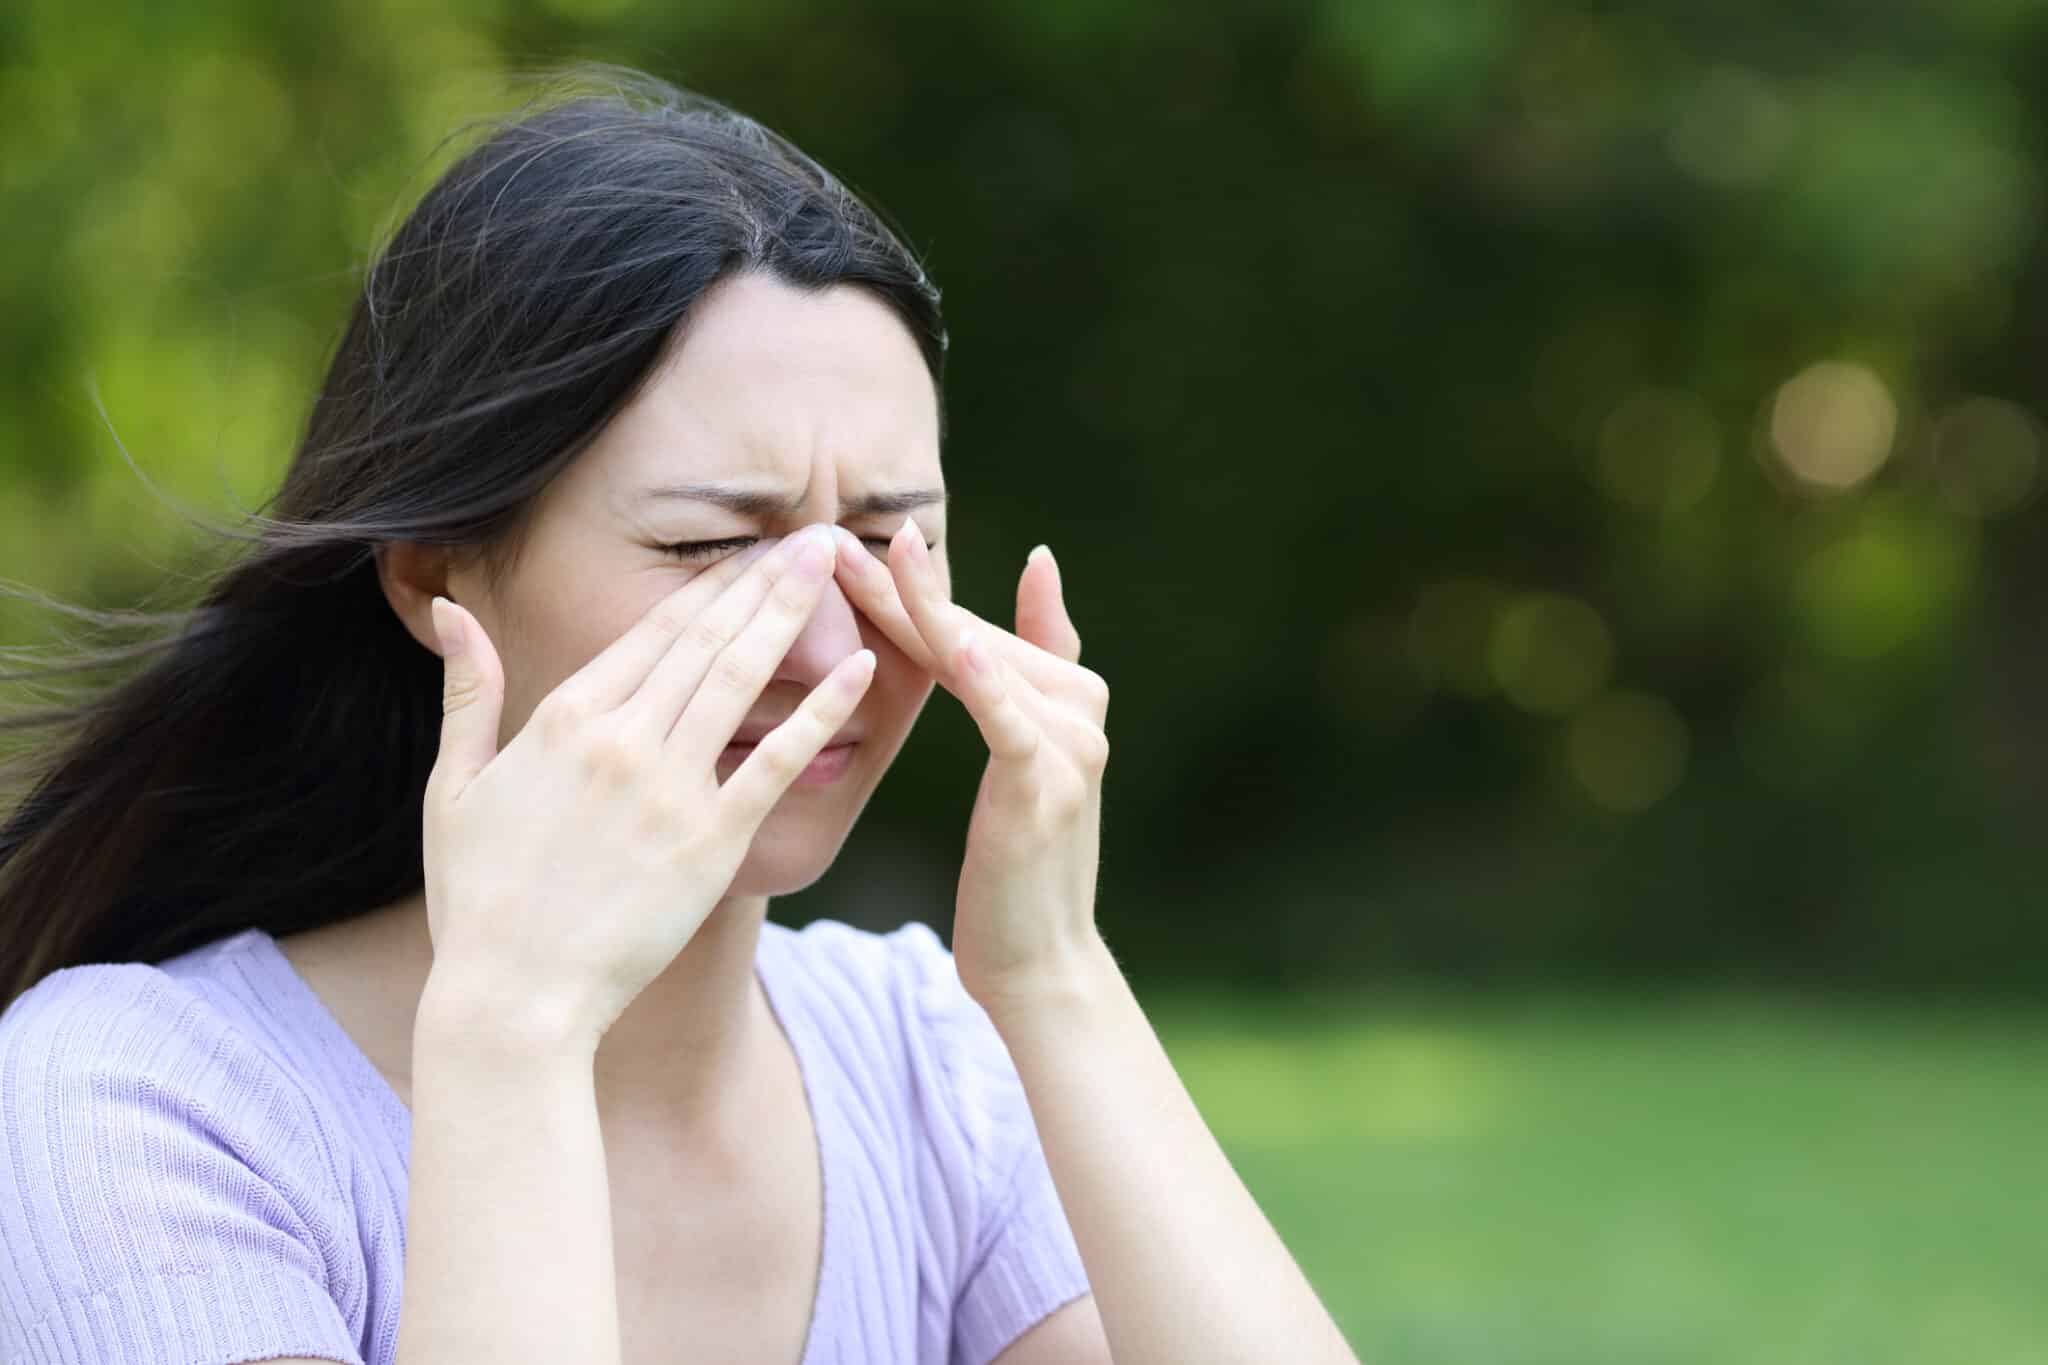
{"left": 832, "top": 525, "right": 865, "bottom": 562}
{"left": 796, "top": 526, "right": 834, "bottom": 579}
{"left": 902, "top": 515, "right": 922, "bottom": 554}
{"left": 430, "top": 596, "right": 465, "bottom": 658}
{"left": 775, "top": 524, "right": 825, "bottom": 564}
{"left": 1028, "top": 544, "right": 1053, "bottom": 567}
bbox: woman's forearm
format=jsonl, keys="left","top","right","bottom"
{"left": 393, "top": 974, "right": 622, "bottom": 1365}
{"left": 984, "top": 934, "right": 1359, "bottom": 1365}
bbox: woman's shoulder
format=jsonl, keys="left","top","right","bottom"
{"left": 6, "top": 930, "right": 293, "bottom": 1081}
{"left": 2, "top": 941, "right": 249, "bottom": 1072}
{"left": 0, "top": 935, "right": 348, "bottom": 1199}
{"left": 0, "top": 944, "right": 370, "bottom": 1364}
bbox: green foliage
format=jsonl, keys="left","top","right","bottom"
{"left": 4, "top": 1, "right": 2046, "bottom": 983}
{"left": 1156, "top": 988, "right": 2048, "bottom": 1361}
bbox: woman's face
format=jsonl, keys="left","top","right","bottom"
{"left": 445, "top": 270, "right": 946, "bottom": 897}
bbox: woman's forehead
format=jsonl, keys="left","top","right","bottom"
{"left": 658, "top": 272, "right": 933, "bottom": 399}
{"left": 604, "top": 292, "right": 940, "bottom": 481}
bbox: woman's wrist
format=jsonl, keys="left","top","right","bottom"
{"left": 416, "top": 962, "right": 604, "bottom": 1066}
{"left": 972, "top": 927, "right": 1124, "bottom": 1037}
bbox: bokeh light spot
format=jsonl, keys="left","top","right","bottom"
{"left": 1489, "top": 593, "right": 1614, "bottom": 714}
{"left": 1408, "top": 578, "right": 1509, "bottom": 698}
{"left": 1769, "top": 361, "right": 1897, "bottom": 491}
{"left": 1794, "top": 512, "right": 1974, "bottom": 660}
{"left": 1567, "top": 690, "right": 1690, "bottom": 813}
{"left": 1596, "top": 387, "right": 1721, "bottom": 510}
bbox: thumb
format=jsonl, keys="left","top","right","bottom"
{"left": 430, "top": 595, "right": 503, "bottom": 794}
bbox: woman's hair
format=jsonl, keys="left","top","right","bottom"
{"left": 0, "top": 61, "right": 947, "bottom": 1010}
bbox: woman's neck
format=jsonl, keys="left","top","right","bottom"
{"left": 286, "top": 889, "right": 777, "bottom": 1138}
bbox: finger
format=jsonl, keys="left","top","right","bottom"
{"left": 718, "top": 648, "right": 877, "bottom": 827}
{"left": 556, "top": 535, "right": 781, "bottom": 712}
{"left": 832, "top": 525, "right": 1102, "bottom": 714}
{"left": 979, "top": 641, "right": 1106, "bottom": 765}
{"left": 885, "top": 516, "right": 975, "bottom": 687}
{"left": 666, "top": 525, "right": 842, "bottom": 767}
{"left": 623, "top": 524, "right": 834, "bottom": 743}
{"left": 1015, "top": 544, "right": 1082, "bottom": 665}
{"left": 954, "top": 623, "right": 1042, "bottom": 763}
{"left": 428, "top": 595, "right": 506, "bottom": 797}
{"left": 829, "top": 525, "right": 943, "bottom": 671}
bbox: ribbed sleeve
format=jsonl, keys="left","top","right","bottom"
{"left": 883, "top": 923, "right": 1092, "bottom": 1365}
{"left": 0, "top": 963, "right": 365, "bottom": 1365}
{"left": 948, "top": 1133, "right": 1092, "bottom": 1365}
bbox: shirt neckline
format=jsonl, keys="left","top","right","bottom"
{"left": 229, "top": 920, "right": 840, "bottom": 1365}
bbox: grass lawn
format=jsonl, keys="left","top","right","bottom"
{"left": 1144, "top": 985, "right": 2048, "bottom": 1364}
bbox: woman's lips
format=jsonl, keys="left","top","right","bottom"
{"left": 720, "top": 739, "right": 858, "bottom": 786}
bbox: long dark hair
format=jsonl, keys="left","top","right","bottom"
{"left": 0, "top": 62, "right": 947, "bottom": 1010}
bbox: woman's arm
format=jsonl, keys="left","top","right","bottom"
{"left": 982, "top": 935, "right": 1360, "bottom": 1365}
{"left": 826, "top": 530, "right": 1353, "bottom": 1360}
{"left": 392, "top": 975, "right": 623, "bottom": 1365}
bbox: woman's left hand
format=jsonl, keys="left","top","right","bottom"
{"left": 829, "top": 520, "right": 1109, "bottom": 1011}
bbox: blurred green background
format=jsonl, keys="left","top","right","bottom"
{"left": 2, "top": 2, "right": 2044, "bottom": 1359}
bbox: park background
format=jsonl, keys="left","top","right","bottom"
{"left": 1, "top": 1, "right": 2043, "bottom": 1359}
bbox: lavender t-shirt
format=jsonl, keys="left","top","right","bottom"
{"left": 0, "top": 916, "right": 1091, "bottom": 1365}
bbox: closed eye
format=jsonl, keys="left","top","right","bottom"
{"left": 659, "top": 534, "right": 936, "bottom": 561}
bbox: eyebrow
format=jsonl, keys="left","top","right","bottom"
{"left": 638, "top": 482, "right": 949, "bottom": 517}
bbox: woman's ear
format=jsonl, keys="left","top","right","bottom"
{"left": 374, "top": 542, "right": 455, "bottom": 657}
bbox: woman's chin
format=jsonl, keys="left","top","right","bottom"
{"left": 724, "top": 826, "right": 851, "bottom": 901}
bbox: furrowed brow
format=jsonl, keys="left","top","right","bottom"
{"left": 638, "top": 483, "right": 948, "bottom": 517}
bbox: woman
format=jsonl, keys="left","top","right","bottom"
{"left": 0, "top": 64, "right": 1357, "bottom": 1365}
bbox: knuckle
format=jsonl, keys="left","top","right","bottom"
{"left": 577, "top": 726, "right": 642, "bottom": 783}
{"left": 683, "top": 615, "right": 731, "bottom": 658}
{"left": 441, "top": 675, "right": 485, "bottom": 718}
{"left": 750, "top": 740, "right": 800, "bottom": 783}
{"left": 534, "top": 688, "right": 593, "bottom": 734}
{"left": 709, "top": 648, "right": 761, "bottom": 696}
{"left": 1043, "top": 775, "right": 1090, "bottom": 818}
{"left": 733, "top": 736, "right": 794, "bottom": 789}
{"left": 1076, "top": 728, "right": 1110, "bottom": 771}
{"left": 790, "top": 707, "right": 833, "bottom": 749}
{"left": 647, "top": 601, "right": 694, "bottom": 638}
{"left": 1077, "top": 668, "right": 1110, "bottom": 711}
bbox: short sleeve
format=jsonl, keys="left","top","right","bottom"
{"left": 0, "top": 963, "right": 365, "bottom": 1365}
{"left": 888, "top": 922, "right": 1092, "bottom": 1365}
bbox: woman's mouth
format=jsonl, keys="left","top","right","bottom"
{"left": 720, "top": 739, "right": 858, "bottom": 786}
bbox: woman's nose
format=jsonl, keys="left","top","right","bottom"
{"left": 769, "top": 571, "right": 868, "bottom": 690}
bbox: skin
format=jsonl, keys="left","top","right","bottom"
{"left": 365, "top": 267, "right": 1115, "bottom": 1360}
{"left": 373, "top": 269, "right": 951, "bottom": 1133}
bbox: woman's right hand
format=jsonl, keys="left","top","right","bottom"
{"left": 417, "top": 522, "right": 870, "bottom": 1051}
